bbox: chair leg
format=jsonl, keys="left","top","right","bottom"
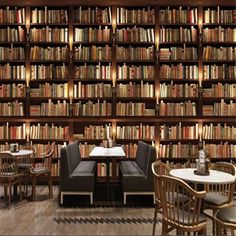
{"left": 32, "top": 176, "right": 36, "bottom": 201}
{"left": 161, "top": 220, "right": 168, "bottom": 236}
{"left": 8, "top": 184, "right": 11, "bottom": 208}
{"left": 19, "top": 180, "right": 22, "bottom": 201}
{"left": 152, "top": 205, "right": 158, "bottom": 236}
{"left": 4, "top": 186, "right": 7, "bottom": 201}
{"left": 48, "top": 174, "right": 53, "bottom": 198}
{"left": 124, "top": 193, "right": 126, "bottom": 205}
{"left": 212, "top": 209, "right": 216, "bottom": 236}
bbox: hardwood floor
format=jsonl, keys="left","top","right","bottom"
{"left": 0, "top": 185, "right": 215, "bottom": 235}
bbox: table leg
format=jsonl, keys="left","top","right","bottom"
{"left": 106, "top": 157, "right": 110, "bottom": 200}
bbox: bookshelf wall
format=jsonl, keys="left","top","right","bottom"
{"left": 0, "top": 0, "right": 235, "bottom": 181}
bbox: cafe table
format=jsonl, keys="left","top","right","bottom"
{"left": 169, "top": 168, "right": 236, "bottom": 185}
{"left": 89, "top": 146, "right": 126, "bottom": 199}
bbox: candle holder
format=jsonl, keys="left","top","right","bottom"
{"left": 26, "top": 32, "right": 30, "bottom": 46}
{"left": 155, "top": 103, "right": 160, "bottom": 116}
{"left": 155, "top": 50, "right": 160, "bottom": 64}
{"left": 26, "top": 86, "right": 30, "bottom": 99}
{"left": 112, "top": 32, "right": 116, "bottom": 46}
{"left": 69, "top": 103, "right": 73, "bottom": 116}
{"left": 69, "top": 50, "right": 73, "bottom": 63}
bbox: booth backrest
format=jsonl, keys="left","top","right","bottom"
{"left": 65, "top": 141, "right": 81, "bottom": 176}
{"left": 135, "top": 141, "right": 156, "bottom": 176}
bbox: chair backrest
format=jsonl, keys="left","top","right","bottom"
{"left": 158, "top": 175, "right": 206, "bottom": 229}
{"left": 40, "top": 148, "right": 54, "bottom": 170}
{"left": 0, "top": 152, "right": 19, "bottom": 177}
{"left": 136, "top": 141, "right": 156, "bottom": 176}
{"left": 152, "top": 160, "right": 172, "bottom": 203}
{"left": 21, "top": 145, "right": 36, "bottom": 164}
{"left": 207, "top": 162, "right": 236, "bottom": 204}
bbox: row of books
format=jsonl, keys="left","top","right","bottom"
{"left": 160, "top": 123, "right": 199, "bottom": 139}
{"left": 0, "top": 46, "right": 25, "bottom": 60}
{"left": 160, "top": 83, "right": 198, "bottom": 98}
{"left": 30, "top": 100, "right": 69, "bottom": 116}
{"left": 31, "top": 8, "right": 68, "bottom": 23}
{"left": 116, "top": 7, "right": 155, "bottom": 24}
{"left": 73, "top": 124, "right": 112, "bottom": 140}
{"left": 160, "top": 26, "right": 197, "bottom": 43}
{"left": 0, "top": 83, "right": 25, "bottom": 97}
{"left": 159, "top": 47, "right": 198, "bottom": 60}
{"left": 30, "top": 27, "right": 68, "bottom": 43}
{"left": 0, "top": 7, "right": 25, "bottom": 23}
{"left": 31, "top": 64, "right": 69, "bottom": 80}
{"left": 30, "top": 83, "right": 68, "bottom": 98}
{"left": 203, "top": 123, "right": 236, "bottom": 139}
{"left": 51, "top": 163, "right": 59, "bottom": 177}
{"left": 96, "top": 162, "right": 120, "bottom": 177}
{"left": 159, "top": 7, "right": 198, "bottom": 24}
{"left": 122, "top": 143, "right": 138, "bottom": 158}
{"left": 117, "top": 64, "right": 155, "bottom": 80}
{"left": 0, "top": 101, "right": 24, "bottom": 116}
{"left": 0, "top": 64, "right": 25, "bottom": 80}
{"left": 203, "top": 27, "right": 236, "bottom": 42}
{"left": 74, "top": 45, "right": 111, "bottom": 61}
{"left": 73, "top": 82, "right": 112, "bottom": 98}
{"left": 204, "top": 8, "right": 236, "bottom": 24}
{"left": 160, "top": 64, "right": 198, "bottom": 80}
{"left": 116, "top": 125, "right": 155, "bottom": 140}
{"left": 0, "top": 27, "right": 25, "bottom": 42}
{"left": 159, "top": 143, "right": 198, "bottom": 158}
{"left": 116, "top": 46, "right": 154, "bottom": 60}
{"left": 116, "top": 102, "right": 155, "bottom": 116}
{"left": 30, "top": 46, "right": 68, "bottom": 60}
{"left": 79, "top": 143, "right": 96, "bottom": 158}
{"left": 203, "top": 64, "right": 236, "bottom": 80}
{"left": 74, "top": 64, "right": 111, "bottom": 80}
{"left": 30, "top": 124, "right": 69, "bottom": 139}
{"left": 116, "top": 82, "right": 155, "bottom": 98}
{"left": 74, "top": 7, "right": 111, "bottom": 24}
{"left": 116, "top": 27, "right": 154, "bottom": 43}
{"left": 202, "top": 101, "right": 236, "bottom": 116}
{"left": 73, "top": 100, "right": 112, "bottom": 116}
{"left": 74, "top": 27, "right": 111, "bottom": 42}
{"left": 159, "top": 101, "right": 197, "bottom": 116}
{"left": 204, "top": 143, "right": 236, "bottom": 158}
{"left": 0, "top": 123, "right": 25, "bottom": 139}
{"left": 202, "top": 83, "right": 236, "bottom": 98}
{"left": 203, "top": 46, "right": 236, "bottom": 61}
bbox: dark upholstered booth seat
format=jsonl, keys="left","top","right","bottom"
{"left": 60, "top": 141, "right": 96, "bottom": 204}
{"left": 120, "top": 141, "right": 156, "bottom": 204}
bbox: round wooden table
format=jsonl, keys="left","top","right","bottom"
{"left": 170, "top": 168, "right": 236, "bottom": 185}
{"left": 1, "top": 150, "right": 33, "bottom": 156}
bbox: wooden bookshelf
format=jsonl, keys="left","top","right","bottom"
{"left": 0, "top": 0, "right": 235, "bottom": 182}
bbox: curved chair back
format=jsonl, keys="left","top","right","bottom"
{"left": 0, "top": 152, "right": 19, "bottom": 177}
{"left": 158, "top": 175, "right": 207, "bottom": 233}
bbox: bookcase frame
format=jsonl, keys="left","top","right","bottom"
{"left": 0, "top": 0, "right": 235, "bottom": 182}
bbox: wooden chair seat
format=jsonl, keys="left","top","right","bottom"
{"left": 214, "top": 206, "right": 236, "bottom": 235}
{"left": 204, "top": 192, "right": 229, "bottom": 206}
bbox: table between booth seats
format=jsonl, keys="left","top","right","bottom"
{"left": 89, "top": 146, "right": 126, "bottom": 199}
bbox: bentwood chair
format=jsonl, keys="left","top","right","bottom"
{"left": 157, "top": 175, "right": 207, "bottom": 235}
{"left": 18, "top": 145, "right": 36, "bottom": 196}
{"left": 30, "top": 148, "right": 54, "bottom": 201}
{"left": 0, "top": 152, "right": 22, "bottom": 207}
{"left": 151, "top": 160, "right": 172, "bottom": 236}
{"left": 214, "top": 206, "right": 236, "bottom": 236}
{"left": 204, "top": 162, "right": 236, "bottom": 235}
